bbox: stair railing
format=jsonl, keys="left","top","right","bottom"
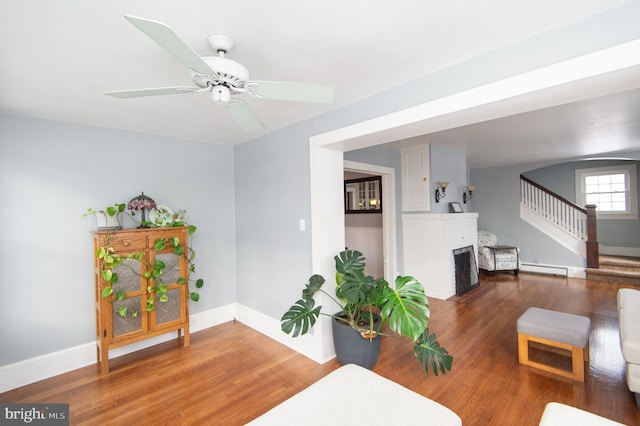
{"left": 520, "top": 175, "right": 599, "bottom": 268}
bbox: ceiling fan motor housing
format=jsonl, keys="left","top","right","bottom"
{"left": 192, "top": 56, "right": 250, "bottom": 91}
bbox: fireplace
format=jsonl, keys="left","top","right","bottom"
{"left": 453, "top": 245, "right": 479, "bottom": 296}
{"left": 402, "top": 213, "right": 478, "bottom": 299}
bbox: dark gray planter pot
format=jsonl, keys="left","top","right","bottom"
{"left": 331, "top": 312, "right": 381, "bottom": 370}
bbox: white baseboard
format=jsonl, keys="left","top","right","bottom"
{"left": 235, "top": 304, "right": 335, "bottom": 365}
{"left": 0, "top": 342, "right": 97, "bottom": 395}
{"left": 0, "top": 305, "right": 236, "bottom": 394}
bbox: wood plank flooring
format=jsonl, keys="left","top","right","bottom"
{"left": 1, "top": 273, "right": 639, "bottom": 425}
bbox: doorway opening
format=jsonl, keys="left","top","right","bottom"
{"left": 344, "top": 160, "right": 397, "bottom": 283}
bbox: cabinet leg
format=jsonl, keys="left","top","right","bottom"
{"left": 100, "top": 346, "right": 109, "bottom": 374}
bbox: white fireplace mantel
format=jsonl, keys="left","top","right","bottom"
{"left": 402, "top": 213, "right": 478, "bottom": 299}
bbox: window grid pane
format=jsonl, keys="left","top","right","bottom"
{"left": 584, "top": 173, "right": 627, "bottom": 212}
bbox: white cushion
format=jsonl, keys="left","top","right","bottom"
{"left": 539, "top": 402, "right": 624, "bottom": 425}
{"left": 517, "top": 307, "right": 590, "bottom": 348}
{"left": 627, "top": 361, "right": 640, "bottom": 392}
{"left": 619, "top": 307, "right": 640, "bottom": 364}
{"left": 617, "top": 288, "right": 640, "bottom": 311}
{"left": 246, "top": 364, "right": 461, "bottom": 426}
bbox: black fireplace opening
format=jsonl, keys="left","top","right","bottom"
{"left": 453, "top": 246, "right": 479, "bottom": 296}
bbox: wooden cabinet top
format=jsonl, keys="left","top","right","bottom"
{"left": 92, "top": 226, "right": 188, "bottom": 236}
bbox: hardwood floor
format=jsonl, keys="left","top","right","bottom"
{"left": 1, "top": 273, "right": 639, "bottom": 425}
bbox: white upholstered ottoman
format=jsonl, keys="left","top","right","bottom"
{"left": 539, "top": 402, "right": 624, "bottom": 425}
{"left": 246, "top": 364, "right": 461, "bottom": 425}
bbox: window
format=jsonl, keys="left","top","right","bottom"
{"left": 575, "top": 165, "right": 638, "bottom": 219}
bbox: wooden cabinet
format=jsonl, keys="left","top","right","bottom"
{"left": 93, "top": 227, "right": 190, "bottom": 373}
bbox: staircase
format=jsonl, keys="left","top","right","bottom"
{"left": 586, "top": 255, "right": 640, "bottom": 285}
{"left": 520, "top": 175, "right": 639, "bottom": 281}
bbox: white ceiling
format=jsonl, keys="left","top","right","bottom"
{"left": 1, "top": 0, "right": 639, "bottom": 169}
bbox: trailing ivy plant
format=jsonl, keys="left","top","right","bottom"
{"left": 83, "top": 203, "right": 127, "bottom": 219}
{"left": 151, "top": 233, "right": 204, "bottom": 303}
{"left": 96, "top": 237, "right": 144, "bottom": 318}
{"left": 94, "top": 227, "right": 204, "bottom": 319}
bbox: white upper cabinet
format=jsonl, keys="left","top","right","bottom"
{"left": 401, "top": 144, "right": 430, "bottom": 211}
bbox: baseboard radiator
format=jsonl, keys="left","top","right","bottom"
{"left": 520, "top": 263, "right": 568, "bottom": 277}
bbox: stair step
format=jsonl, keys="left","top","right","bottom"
{"left": 586, "top": 267, "right": 640, "bottom": 285}
{"left": 599, "top": 255, "right": 640, "bottom": 272}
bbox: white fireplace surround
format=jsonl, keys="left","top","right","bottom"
{"left": 402, "top": 213, "right": 479, "bottom": 299}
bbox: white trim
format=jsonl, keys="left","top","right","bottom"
{"left": 311, "top": 39, "right": 640, "bottom": 149}
{"left": 0, "top": 342, "right": 96, "bottom": 395}
{"left": 308, "top": 143, "right": 345, "bottom": 364}
{"left": 235, "top": 304, "right": 334, "bottom": 365}
{"left": 0, "top": 305, "right": 236, "bottom": 393}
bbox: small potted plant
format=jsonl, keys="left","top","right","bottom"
{"left": 83, "top": 203, "right": 127, "bottom": 230}
{"left": 281, "top": 249, "right": 452, "bottom": 375}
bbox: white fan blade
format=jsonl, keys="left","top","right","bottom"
{"left": 124, "top": 15, "right": 215, "bottom": 76}
{"left": 247, "top": 81, "right": 335, "bottom": 103}
{"left": 224, "top": 100, "right": 265, "bottom": 133}
{"left": 104, "top": 87, "right": 197, "bottom": 98}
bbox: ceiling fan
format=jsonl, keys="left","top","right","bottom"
{"left": 104, "top": 15, "right": 335, "bottom": 132}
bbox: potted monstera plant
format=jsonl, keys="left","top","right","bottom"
{"left": 281, "top": 249, "right": 452, "bottom": 375}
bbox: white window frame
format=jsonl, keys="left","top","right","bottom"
{"left": 575, "top": 164, "right": 638, "bottom": 220}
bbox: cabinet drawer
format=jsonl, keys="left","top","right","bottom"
{"left": 108, "top": 234, "right": 147, "bottom": 251}
{"left": 149, "top": 229, "right": 187, "bottom": 248}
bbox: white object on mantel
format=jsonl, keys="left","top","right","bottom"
{"left": 402, "top": 213, "right": 478, "bottom": 299}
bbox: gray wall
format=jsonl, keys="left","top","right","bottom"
{"left": 233, "top": 124, "right": 313, "bottom": 319}
{"left": 523, "top": 159, "right": 640, "bottom": 248}
{"left": 430, "top": 144, "right": 469, "bottom": 214}
{"left": 0, "top": 113, "right": 236, "bottom": 366}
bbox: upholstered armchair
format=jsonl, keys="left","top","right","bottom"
{"left": 477, "top": 230, "right": 520, "bottom": 274}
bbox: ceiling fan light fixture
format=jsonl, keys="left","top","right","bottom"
{"left": 212, "top": 85, "right": 231, "bottom": 104}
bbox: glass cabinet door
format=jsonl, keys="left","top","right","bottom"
{"left": 149, "top": 232, "right": 187, "bottom": 330}
{"left": 153, "top": 252, "right": 184, "bottom": 326}
{"left": 110, "top": 257, "right": 146, "bottom": 338}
